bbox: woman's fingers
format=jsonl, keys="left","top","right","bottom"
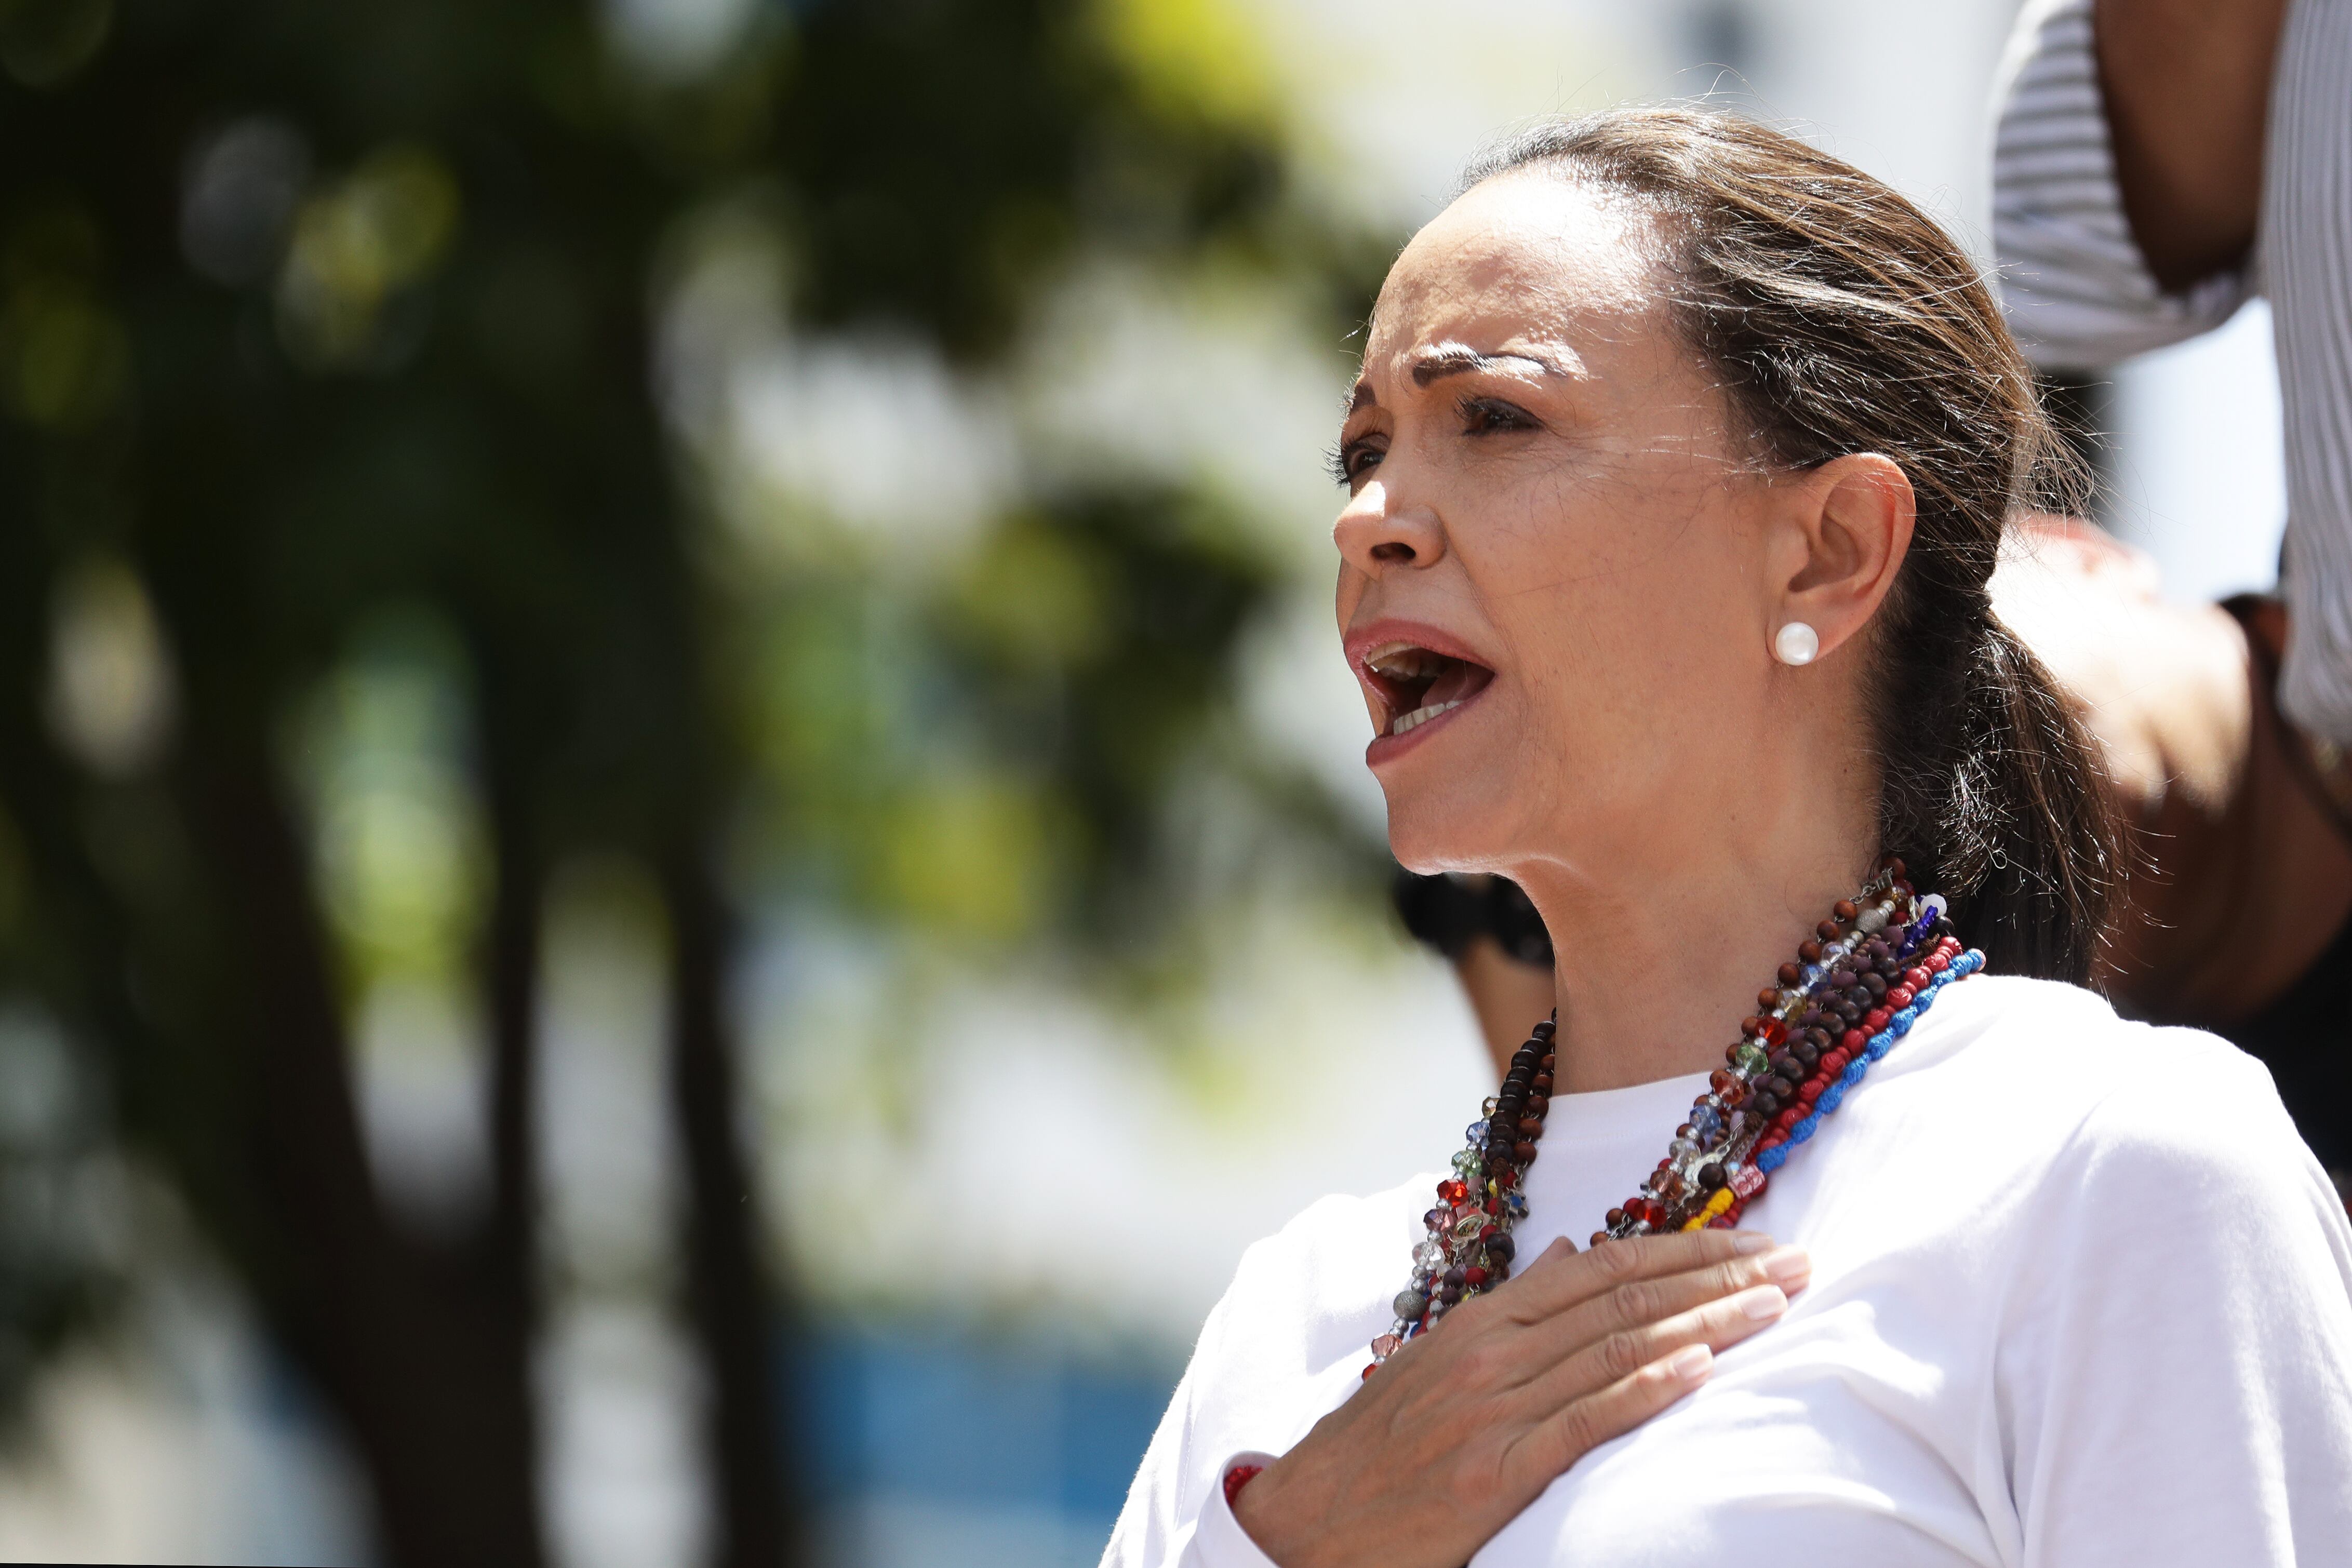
{"left": 1509, "top": 1272, "right": 1798, "bottom": 1443}
{"left": 1433, "top": 1244, "right": 1806, "bottom": 1398}
{"left": 1498, "top": 1228, "right": 1780, "bottom": 1323}
{"left": 1499, "top": 1339, "right": 1718, "bottom": 1489}
{"left": 1495, "top": 1279, "right": 1798, "bottom": 1493}
{"left": 1409, "top": 1242, "right": 1806, "bottom": 1423}
{"left": 1529, "top": 1243, "right": 1811, "bottom": 1360}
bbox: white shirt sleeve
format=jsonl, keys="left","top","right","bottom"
{"left": 1988, "top": 0, "right": 2251, "bottom": 369}
{"left": 1999, "top": 1034, "right": 2352, "bottom": 1564}
{"left": 1100, "top": 1281, "right": 1284, "bottom": 1568}
{"left": 1177, "top": 1454, "right": 1283, "bottom": 1568}
{"left": 1099, "top": 1330, "right": 1210, "bottom": 1567}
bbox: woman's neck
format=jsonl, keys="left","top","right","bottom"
{"left": 1514, "top": 794, "right": 1880, "bottom": 1096}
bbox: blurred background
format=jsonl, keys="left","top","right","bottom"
{"left": 0, "top": 1, "right": 2285, "bottom": 1564}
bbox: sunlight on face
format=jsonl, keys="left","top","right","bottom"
{"left": 1331, "top": 171, "right": 1785, "bottom": 887}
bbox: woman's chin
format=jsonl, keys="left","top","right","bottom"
{"left": 1381, "top": 790, "right": 1524, "bottom": 878}
{"left": 1371, "top": 699, "right": 1550, "bottom": 874}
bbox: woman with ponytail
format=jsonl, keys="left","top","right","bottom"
{"left": 1106, "top": 107, "right": 2352, "bottom": 1568}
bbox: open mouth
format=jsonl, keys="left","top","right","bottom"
{"left": 1361, "top": 640, "right": 1496, "bottom": 739}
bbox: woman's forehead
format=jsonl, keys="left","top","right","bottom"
{"left": 1364, "top": 174, "right": 1659, "bottom": 370}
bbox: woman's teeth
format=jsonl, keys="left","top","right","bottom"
{"left": 1365, "top": 641, "right": 1448, "bottom": 682}
{"left": 1389, "top": 700, "right": 1461, "bottom": 736}
{"left": 1362, "top": 639, "right": 1493, "bottom": 740}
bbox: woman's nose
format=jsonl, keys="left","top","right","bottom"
{"left": 1333, "top": 481, "right": 1446, "bottom": 575}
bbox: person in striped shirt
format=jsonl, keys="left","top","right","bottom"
{"left": 1992, "top": 0, "right": 2352, "bottom": 1206}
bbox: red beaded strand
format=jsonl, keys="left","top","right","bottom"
{"left": 1595, "top": 862, "right": 1955, "bottom": 1245}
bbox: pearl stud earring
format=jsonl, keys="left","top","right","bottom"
{"left": 1773, "top": 622, "right": 1820, "bottom": 667}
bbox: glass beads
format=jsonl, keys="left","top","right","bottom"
{"left": 1365, "top": 868, "right": 1970, "bottom": 1390}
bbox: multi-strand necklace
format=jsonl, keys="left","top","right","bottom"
{"left": 1364, "top": 857, "right": 1984, "bottom": 1377}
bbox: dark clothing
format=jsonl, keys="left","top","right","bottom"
{"left": 1391, "top": 868, "right": 1553, "bottom": 968}
{"left": 2224, "top": 909, "right": 2352, "bottom": 1182}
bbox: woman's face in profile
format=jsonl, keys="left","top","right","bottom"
{"left": 1333, "top": 172, "right": 1788, "bottom": 889}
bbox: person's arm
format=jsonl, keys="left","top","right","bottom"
{"left": 1999, "top": 0, "right": 2352, "bottom": 744}
{"left": 1392, "top": 870, "right": 1556, "bottom": 1078}
{"left": 1989, "top": 517, "right": 2352, "bottom": 1021}
{"left": 1989, "top": 0, "right": 2252, "bottom": 367}
{"left": 2094, "top": 0, "right": 2288, "bottom": 291}
{"left": 1451, "top": 935, "right": 1556, "bottom": 1081}
{"left": 2262, "top": 0, "right": 2352, "bottom": 743}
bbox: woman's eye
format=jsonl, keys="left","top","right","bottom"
{"left": 1459, "top": 395, "right": 1537, "bottom": 435}
{"left": 1329, "top": 439, "right": 1383, "bottom": 485}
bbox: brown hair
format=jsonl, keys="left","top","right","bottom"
{"left": 1461, "top": 106, "right": 2118, "bottom": 984}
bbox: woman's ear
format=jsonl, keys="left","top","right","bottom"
{"left": 1770, "top": 453, "right": 1916, "bottom": 663}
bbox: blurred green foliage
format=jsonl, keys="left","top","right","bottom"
{"left": 742, "top": 484, "right": 1307, "bottom": 946}
{"left": 290, "top": 609, "right": 489, "bottom": 996}
{"left": 0, "top": 0, "right": 1386, "bottom": 1559}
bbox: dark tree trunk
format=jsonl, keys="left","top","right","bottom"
{"left": 0, "top": 461, "right": 552, "bottom": 1567}
{"left": 474, "top": 647, "right": 552, "bottom": 1533}
{"left": 185, "top": 735, "right": 546, "bottom": 1568}
{"left": 664, "top": 830, "right": 792, "bottom": 1567}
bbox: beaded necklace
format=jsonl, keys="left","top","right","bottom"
{"left": 1364, "top": 857, "right": 1985, "bottom": 1377}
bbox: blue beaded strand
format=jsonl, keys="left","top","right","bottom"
{"left": 1753, "top": 948, "right": 1983, "bottom": 1175}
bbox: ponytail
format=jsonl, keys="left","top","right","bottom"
{"left": 1913, "top": 618, "right": 2117, "bottom": 985}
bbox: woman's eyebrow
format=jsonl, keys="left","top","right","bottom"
{"left": 1345, "top": 344, "right": 1574, "bottom": 414}
{"left": 1409, "top": 345, "right": 1570, "bottom": 385}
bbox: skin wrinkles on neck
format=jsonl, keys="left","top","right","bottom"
{"left": 1514, "top": 759, "right": 1882, "bottom": 1096}
{"left": 1333, "top": 171, "right": 1901, "bottom": 1098}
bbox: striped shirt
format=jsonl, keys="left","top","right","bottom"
{"left": 1992, "top": 0, "right": 2352, "bottom": 743}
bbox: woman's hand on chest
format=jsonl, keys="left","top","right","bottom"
{"left": 1230, "top": 1229, "right": 1810, "bottom": 1568}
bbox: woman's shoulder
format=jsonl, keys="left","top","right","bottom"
{"left": 1188, "top": 1170, "right": 1458, "bottom": 1378}
{"left": 1222, "top": 1172, "right": 1434, "bottom": 1321}
{"left": 1921, "top": 972, "right": 2344, "bottom": 1236}
{"left": 1936, "top": 971, "right": 2286, "bottom": 1101}
{"left": 1916, "top": 995, "right": 2352, "bottom": 1562}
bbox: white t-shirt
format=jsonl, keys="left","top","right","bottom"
{"left": 1103, "top": 975, "right": 2352, "bottom": 1567}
